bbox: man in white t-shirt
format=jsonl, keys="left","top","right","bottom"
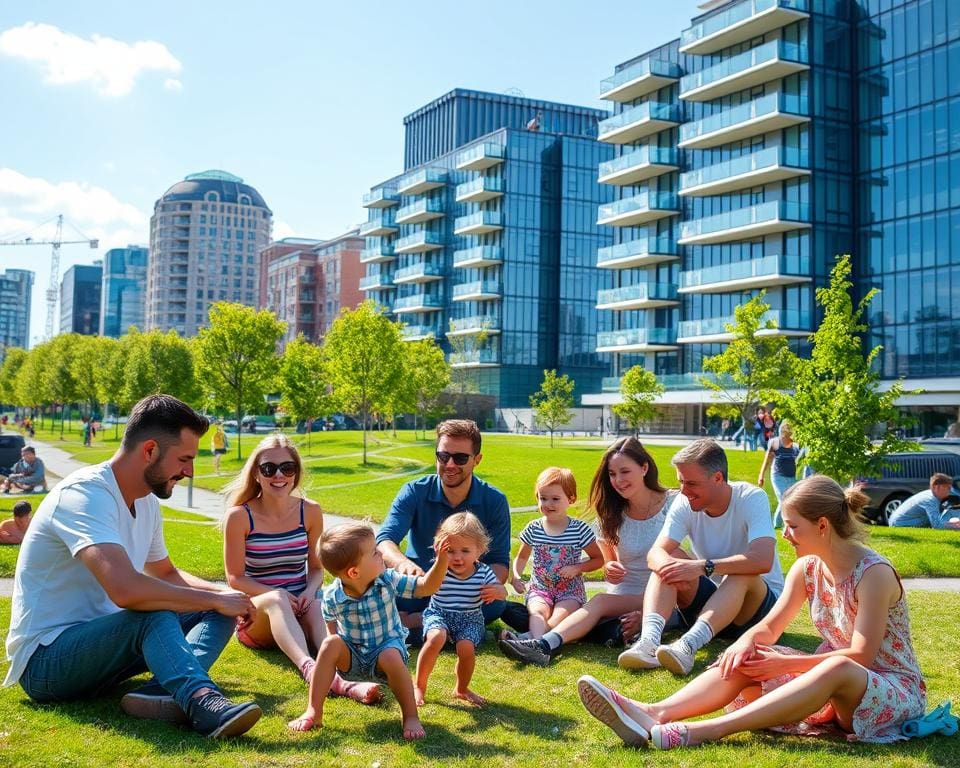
{"left": 3, "top": 395, "right": 262, "bottom": 738}
{"left": 618, "top": 438, "right": 784, "bottom": 675}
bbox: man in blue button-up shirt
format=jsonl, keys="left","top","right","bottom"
{"left": 376, "top": 419, "right": 516, "bottom": 636}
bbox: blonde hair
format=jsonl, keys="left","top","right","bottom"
{"left": 779, "top": 422, "right": 793, "bottom": 440}
{"left": 535, "top": 466, "right": 577, "bottom": 501}
{"left": 223, "top": 434, "right": 304, "bottom": 508}
{"left": 319, "top": 521, "right": 375, "bottom": 575}
{"left": 434, "top": 512, "right": 490, "bottom": 556}
{"left": 781, "top": 475, "right": 869, "bottom": 541}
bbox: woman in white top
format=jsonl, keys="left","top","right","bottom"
{"left": 497, "top": 437, "right": 689, "bottom": 667}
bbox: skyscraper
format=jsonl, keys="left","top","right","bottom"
{"left": 0, "top": 269, "right": 33, "bottom": 351}
{"left": 100, "top": 246, "right": 148, "bottom": 338}
{"left": 60, "top": 263, "right": 102, "bottom": 336}
{"left": 147, "top": 170, "right": 272, "bottom": 336}
{"left": 585, "top": 0, "right": 960, "bottom": 436}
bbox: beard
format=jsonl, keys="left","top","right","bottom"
{"left": 144, "top": 459, "right": 180, "bottom": 499}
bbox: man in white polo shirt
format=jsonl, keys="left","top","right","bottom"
{"left": 619, "top": 438, "right": 784, "bottom": 675}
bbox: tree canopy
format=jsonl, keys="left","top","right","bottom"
{"left": 530, "top": 369, "right": 575, "bottom": 447}
{"left": 612, "top": 366, "right": 664, "bottom": 435}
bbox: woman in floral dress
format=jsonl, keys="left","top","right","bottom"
{"left": 577, "top": 474, "right": 926, "bottom": 749}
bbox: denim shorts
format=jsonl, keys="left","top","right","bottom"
{"left": 342, "top": 636, "right": 409, "bottom": 683}
{"left": 422, "top": 606, "right": 485, "bottom": 647}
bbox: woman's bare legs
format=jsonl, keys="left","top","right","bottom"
{"left": 551, "top": 593, "right": 645, "bottom": 644}
{"left": 547, "top": 598, "right": 581, "bottom": 629}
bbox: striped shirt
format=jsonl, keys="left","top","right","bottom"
{"left": 429, "top": 563, "right": 499, "bottom": 612}
{"left": 519, "top": 517, "right": 597, "bottom": 592}
{"left": 243, "top": 500, "right": 309, "bottom": 595}
{"left": 322, "top": 568, "right": 418, "bottom": 655}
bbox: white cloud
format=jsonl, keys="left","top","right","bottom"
{"left": 0, "top": 22, "right": 182, "bottom": 98}
{"left": 272, "top": 219, "right": 297, "bottom": 240}
{"left": 163, "top": 78, "right": 183, "bottom": 92}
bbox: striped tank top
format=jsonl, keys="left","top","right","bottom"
{"left": 243, "top": 499, "right": 309, "bottom": 595}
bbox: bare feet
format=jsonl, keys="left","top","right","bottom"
{"left": 402, "top": 715, "right": 426, "bottom": 740}
{"left": 414, "top": 686, "right": 427, "bottom": 707}
{"left": 287, "top": 712, "right": 318, "bottom": 732}
{"left": 453, "top": 688, "right": 486, "bottom": 707}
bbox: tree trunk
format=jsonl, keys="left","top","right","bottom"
{"left": 236, "top": 399, "right": 243, "bottom": 461}
{"left": 361, "top": 405, "right": 368, "bottom": 464}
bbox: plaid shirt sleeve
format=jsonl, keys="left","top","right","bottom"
{"left": 321, "top": 584, "right": 338, "bottom": 623}
{"left": 384, "top": 567, "right": 419, "bottom": 599}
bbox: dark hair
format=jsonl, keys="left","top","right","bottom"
{"left": 436, "top": 419, "right": 482, "bottom": 454}
{"left": 781, "top": 475, "right": 869, "bottom": 541}
{"left": 13, "top": 501, "right": 31, "bottom": 518}
{"left": 121, "top": 394, "right": 209, "bottom": 451}
{"left": 320, "top": 521, "right": 375, "bottom": 575}
{"left": 588, "top": 437, "right": 665, "bottom": 545}
{"left": 21, "top": 446, "right": 35, "bottom": 456}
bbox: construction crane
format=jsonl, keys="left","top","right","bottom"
{"left": 0, "top": 214, "right": 99, "bottom": 339}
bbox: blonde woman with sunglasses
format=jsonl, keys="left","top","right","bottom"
{"left": 222, "top": 434, "right": 380, "bottom": 704}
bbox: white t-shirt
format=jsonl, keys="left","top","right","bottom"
{"left": 4, "top": 462, "right": 168, "bottom": 686}
{"left": 662, "top": 481, "right": 784, "bottom": 594}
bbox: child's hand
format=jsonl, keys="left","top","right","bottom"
{"left": 433, "top": 534, "right": 452, "bottom": 560}
{"left": 603, "top": 560, "right": 627, "bottom": 584}
{"left": 510, "top": 577, "right": 526, "bottom": 595}
{"left": 557, "top": 565, "right": 580, "bottom": 580}
{"left": 479, "top": 583, "right": 507, "bottom": 603}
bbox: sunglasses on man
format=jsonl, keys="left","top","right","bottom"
{"left": 259, "top": 461, "right": 297, "bottom": 477}
{"left": 435, "top": 451, "right": 473, "bottom": 466}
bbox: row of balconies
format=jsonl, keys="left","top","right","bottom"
{"left": 360, "top": 244, "right": 504, "bottom": 269}
{"left": 360, "top": 210, "right": 504, "bottom": 243}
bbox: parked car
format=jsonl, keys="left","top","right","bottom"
{"left": 859, "top": 450, "right": 960, "bottom": 524}
{"left": 0, "top": 434, "right": 27, "bottom": 474}
{"left": 920, "top": 437, "right": 960, "bottom": 455}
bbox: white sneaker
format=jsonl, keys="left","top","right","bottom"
{"left": 617, "top": 638, "right": 660, "bottom": 670}
{"left": 656, "top": 640, "right": 695, "bottom": 676}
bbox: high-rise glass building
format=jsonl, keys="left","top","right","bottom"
{"left": 147, "top": 170, "right": 272, "bottom": 336}
{"left": 361, "top": 89, "right": 614, "bottom": 408}
{"left": 60, "top": 263, "right": 102, "bottom": 336}
{"left": 0, "top": 269, "right": 33, "bottom": 351}
{"left": 100, "top": 246, "right": 148, "bottom": 338}
{"left": 585, "top": 0, "right": 960, "bottom": 435}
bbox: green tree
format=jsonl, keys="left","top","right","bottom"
{"left": 278, "top": 336, "right": 329, "bottom": 455}
{"left": 44, "top": 334, "right": 81, "bottom": 437}
{"left": 94, "top": 336, "right": 130, "bottom": 439}
{"left": 776, "top": 255, "right": 917, "bottom": 484}
{"left": 322, "top": 301, "right": 405, "bottom": 464}
{"left": 14, "top": 343, "right": 53, "bottom": 427}
{"left": 404, "top": 338, "right": 451, "bottom": 439}
{"left": 0, "top": 347, "right": 28, "bottom": 407}
{"left": 70, "top": 335, "right": 108, "bottom": 417}
{"left": 612, "top": 366, "right": 665, "bottom": 435}
{"left": 530, "top": 369, "right": 575, "bottom": 447}
{"left": 700, "top": 292, "right": 797, "bottom": 443}
{"left": 193, "top": 302, "right": 286, "bottom": 460}
{"left": 124, "top": 329, "right": 199, "bottom": 407}
{"left": 446, "top": 318, "right": 490, "bottom": 395}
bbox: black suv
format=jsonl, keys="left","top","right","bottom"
{"left": 0, "top": 433, "right": 26, "bottom": 474}
{"left": 859, "top": 450, "right": 960, "bottom": 524}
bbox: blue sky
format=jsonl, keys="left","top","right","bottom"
{"left": 0, "top": 0, "right": 701, "bottom": 346}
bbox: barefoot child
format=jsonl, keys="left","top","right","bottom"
{"left": 509, "top": 468, "right": 603, "bottom": 639}
{"left": 0, "top": 501, "right": 32, "bottom": 544}
{"left": 288, "top": 521, "right": 450, "bottom": 740}
{"left": 413, "top": 512, "right": 506, "bottom": 707}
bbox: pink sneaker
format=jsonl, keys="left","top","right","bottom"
{"left": 576, "top": 675, "right": 649, "bottom": 747}
{"left": 650, "top": 722, "right": 691, "bottom": 750}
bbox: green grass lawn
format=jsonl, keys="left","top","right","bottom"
{"left": 0, "top": 592, "right": 956, "bottom": 768}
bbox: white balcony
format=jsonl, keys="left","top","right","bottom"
{"left": 446, "top": 315, "right": 501, "bottom": 337}
{"left": 596, "top": 282, "right": 680, "bottom": 310}
{"left": 449, "top": 348, "right": 500, "bottom": 367}
{"left": 600, "top": 58, "right": 682, "bottom": 103}
{"left": 680, "top": 0, "right": 810, "bottom": 56}
{"left": 358, "top": 216, "right": 398, "bottom": 237}
{"left": 359, "top": 273, "right": 394, "bottom": 291}
{"left": 395, "top": 199, "right": 445, "bottom": 225}
{"left": 678, "top": 200, "right": 810, "bottom": 245}
{"left": 455, "top": 176, "right": 504, "bottom": 203}
{"left": 679, "top": 146, "right": 809, "bottom": 197}
{"left": 598, "top": 146, "right": 679, "bottom": 186}
{"left": 395, "top": 231, "right": 444, "bottom": 254}
{"left": 453, "top": 245, "right": 504, "bottom": 269}
{"left": 596, "top": 327, "right": 679, "bottom": 353}
{"left": 397, "top": 167, "right": 446, "bottom": 196}
{"left": 452, "top": 280, "right": 501, "bottom": 302}
{"left": 359, "top": 246, "right": 396, "bottom": 264}
{"left": 680, "top": 40, "right": 809, "bottom": 102}
{"left": 678, "top": 254, "right": 811, "bottom": 294}
{"left": 596, "top": 237, "right": 679, "bottom": 270}
{"left": 393, "top": 262, "right": 444, "bottom": 284}
{"left": 454, "top": 211, "right": 503, "bottom": 236}
{"left": 677, "top": 309, "right": 812, "bottom": 343}
{"left": 402, "top": 324, "right": 441, "bottom": 341}
{"left": 362, "top": 188, "right": 400, "bottom": 208}
{"left": 598, "top": 101, "right": 682, "bottom": 145}
{"left": 678, "top": 92, "right": 808, "bottom": 150}
{"left": 392, "top": 293, "right": 444, "bottom": 314}
{"left": 597, "top": 192, "right": 680, "bottom": 228}
{"left": 455, "top": 142, "right": 505, "bottom": 171}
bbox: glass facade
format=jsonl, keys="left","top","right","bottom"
{"left": 0, "top": 269, "right": 33, "bottom": 350}
{"left": 100, "top": 246, "right": 148, "bottom": 338}
{"left": 364, "top": 90, "right": 613, "bottom": 407}
{"left": 59, "top": 264, "right": 102, "bottom": 336}
{"left": 586, "top": 0, "right": 960, "bottom": 432}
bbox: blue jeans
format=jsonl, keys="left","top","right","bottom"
{"left": 19, "top": 609, "right": 234, "bottom": 712}
{"left": 771, "top": 472, "right": 796, "bottom": 528}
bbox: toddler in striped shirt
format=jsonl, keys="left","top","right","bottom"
{"left": 413, "top": 512, "right": 507, "bottom": 707}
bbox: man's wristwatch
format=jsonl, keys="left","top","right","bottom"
{"left": 703, "top": 559, "right": 715, "bottom": 577}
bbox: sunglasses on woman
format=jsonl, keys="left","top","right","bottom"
{"left": 258, "top": 461, "right": 297, "bottom": 478}
{"left": 436, "top": 451, "right": 472, "bottom": 466}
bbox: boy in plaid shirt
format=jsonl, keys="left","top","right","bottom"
{"left": 288, "top": 521, "right": 450, "bottom": 740}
